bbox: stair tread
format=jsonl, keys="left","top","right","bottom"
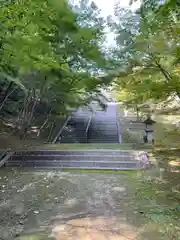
{"left": 9, "top": 160, "right": 139, "bottom": 163}
{"left": 6, "top": 165, "right": 140, "bottom": 170}
{"left": 14, "top": 150, "right": 140, "bottom": 153}
{"left": 12, "top": 154, "right": 137, "bottom": 157}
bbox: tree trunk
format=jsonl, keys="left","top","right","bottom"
{"left": 47, "top": 121, "right": 55, "bottom": 142}
{"left": 154, "top": 59, "right": 172, "bottom": 81}
{"left": 19, "top": 89, "right": 35, "bottom": 139}
{"left": 19, "top": 90, "right": 31, "bottom": 122}
{"left": 37, "top": 108, "right": 52, "bottom": 137}
{"left": 21, "top": 93, "right": 39, "bottom": 140}
{"left": 0, "top": 87, "right": 17, "bottom": 112}
{"left": 153, "top": 56, "right": 180, "bottom": 99}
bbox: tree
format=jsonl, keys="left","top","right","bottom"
{"left": 0, "top": 0, "right": 110, "bottom": 139}
{"left": 109, "top": 0, "right": 180, "bottom": 106}
{"left": 135, "top": 0, "right": 180, "bottom": 97}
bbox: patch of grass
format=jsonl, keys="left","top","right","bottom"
{"left": 60, "top": 168, "right": 139, "bottom": 176}
{"left": 42, "top": 143, "right": 152, "bottom": 151}
{"left": 154, "top": 121, "right": 180, "bottom": 149}
{"left": 42, "top": 143, "right": 134, "bottom": 150}
{"left": 130, "top": 171, "right": 180, "bottom": 239}
{"left": 153, "top": 148, "right": 180, "bottom": 169}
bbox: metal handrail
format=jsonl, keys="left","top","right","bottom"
{"left": 0, "top": 152, "right": 14, "bottom": 168}
{"left": 52, "top": 116, "right": 71, "bottom": 144}
{"left": 85, "top": 115, "right": 92, "bottom": 143}
{"left": 116, "top": 118, "right": 122, "bottom": 144}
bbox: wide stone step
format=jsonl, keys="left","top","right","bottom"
{"left": 59, "top": 139, "right": 84, "bottom": 144}
{"left": 90, "top": 121, "right": 117, "bottom": 124}
{"left": 11, "top": 155, "right": 136, "bottom": 161}
{"left": 89, "top": 133, "right": 118, "bottom": 136}
{"left": 88, "top": 139, "right": 119, "bottom": 143}
{"left": 13, "top": 150, "right": 138, "bottom": 156}
{"left": 7, "top": 160, "right": 140, "bottom": 169}
{"left": 89, "top": 128, "right": 118, "bottom": 131}
{"left": 89, "top": 136, "right": 118, "bottom": 139}
{"left": 88, "top": 138, "right": 119, "bottom": 142}
{"left": 90, "top": 124, "right": 117, "bottom": 127}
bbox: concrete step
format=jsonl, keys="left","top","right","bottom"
{"left": 59, "top": 115, "right": 89, "bottom": 143}
{"left": 88, "top": 138, "right": 118, "bottom": 142}
{"left": 7, "top": 160, "right": 140, "bottom": 169}
{"left": 11, "top": 155, "right": 137, "bottom": 161}
{"left": 61, "top": 137, "right": 86, "bottom": 143}
{"left": 88, "top": 139, "right": 119, "bottom": 143}
{"left": 90, "top": 127, "right": 117, "bottom": 130}
{"left": 90, "top": 125, "right": 117, "bottom": 128}
{"left": 88, "top": 135, "right": 118, "bottom": 138}
{"left": 13, "top": 150, "right": 138, "bottom": 156}
{"left": 89, "top": 134, "right": 118, "bottom": 137}
{"left": 90, "top": 122, "right": 117, "bottom": 125}
{"left": 60, "top": 139, "right": 77, "bottom": 142}
{"left": 6, "top": 149, "right": 148, "bottom": 170}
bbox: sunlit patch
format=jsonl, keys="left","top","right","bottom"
{"left": 112, "top": 187, "right": 126, "bottom": 192}
{"left": 64, "top": 198, "right": 78, "bottom": 207}
{"left": 107, "top": 102, "right": 117, "bottom": 105}
{"left": 169, "top": 160, "right": 180, "bottom": 167}
{"left": 31, "top": 126, "right": 38, "bottom": 129}
{"left": 51, "top": 216, "right": 139, "bottom": 240}
{"left": 168, "top": 160, "right": 180, "bottom": 172}
{"left": 170, "top": 169, "right": 180, "bottom": 173}
{"left": 3, "top": 122, "right": 15, "bottom": 128}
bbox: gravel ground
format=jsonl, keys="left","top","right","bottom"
{"left": 0, "top": 168, "right": 145, "bottom": 239}
{"left": 0, "top": 168, "right": 171, "bottom": 240}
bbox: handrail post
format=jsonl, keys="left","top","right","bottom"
{"left": 85, "top": 115, "right": 92, "bottom": 143}
{"left": 116, "top": 119, "right": 122, "bottom": 144}
{"left": 52, "top": 116, "right": 71, "bottom": 144}
{"left": 0, "top": 152, "right": 14, "bottom": 168}
{"left": 116, "top": 109, "right": 122, "bottom": 144}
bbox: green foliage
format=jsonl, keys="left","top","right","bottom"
{"left": 0, "top": 0, "right": 110, "bottom": 133}
{"left": 134, "top": 176, "right": 180, "bottom": 238}
{"left": 111, "top": 0, "right": 180, "bottom": 107}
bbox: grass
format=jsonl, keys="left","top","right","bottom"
{"left": 153, "top": 114, "right": 180, "bottom": 149}
{"left": 42, "top": 143, "right": 153, "bottom": 151}
{"left": 130, "top": 170, "right": 180, "bottom": 239}
{"left": 116, "top": 105, "right": 180, "bottom": 238}
{"left": 150, "top": 113, "right": 180, "bottom": 171}
{"left": 42, "top": 143, "right": 133, "bottom": 150}
{"left": 59, "top": 168, "right": 139, "bottom": 176}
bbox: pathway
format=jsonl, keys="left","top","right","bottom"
{"left": 0, "top": 169, "right": 155, "bottom": 240}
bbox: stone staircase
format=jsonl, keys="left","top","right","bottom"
{"left": 60, "top": 112, "right": 90, "bottom": 143}
{"left": 5, "top": 103, "right": 150, "bottom": 171}
{"left": 6, "top": 150, "right": 147, "bottom": 170}
{"left": 88, "top": 117, "right": 119, "bottom": 143}
{"left": 87, "top": 104, "right": 120, "bottom": 143}
{"left": 57, "top": 103, "right": 120, "bottom": 144}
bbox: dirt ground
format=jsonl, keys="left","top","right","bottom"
{"left": 0, "top": 168, "right": 179, "bottom": 240}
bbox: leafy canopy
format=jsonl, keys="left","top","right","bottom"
{"left": 109, "top": 0, "right": 180, "bottom": 106}
{"left": 0, "top": 0, "right": 110, "bottom": 117}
